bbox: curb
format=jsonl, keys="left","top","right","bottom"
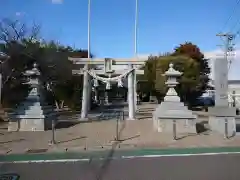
{"left": 1, "top": 146, "right": 240, "bottom": 162}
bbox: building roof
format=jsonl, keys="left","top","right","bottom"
{"left": 209, "top": 79, "right": 240, "bottom": 87}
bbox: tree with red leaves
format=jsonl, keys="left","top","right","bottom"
{"left": 143, "top": 42, "right": 211, "bottom": 106}
{"left": 173, "top": 42, "right": 210, "bottom": 106}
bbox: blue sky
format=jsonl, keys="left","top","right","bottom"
{"left": 1, "top": 0, "right": 239, "bottom": 59}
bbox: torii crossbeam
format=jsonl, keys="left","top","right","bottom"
{"left": 68, "top": 57, "right": 146, "bottom": 120}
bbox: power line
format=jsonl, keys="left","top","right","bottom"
{"left": 216, "top": 33, "right": 235, "bottom": 71}
{"left": 230, "top": 18, "right": 240, "bottom": 33}
{"left": 219, "top": 0, "right": 240, "bottom": 33}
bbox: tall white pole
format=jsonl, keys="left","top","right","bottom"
{"left": 134, "top": 0, "right": 138, "bottom": 112}
{"left": 81, "top": 0, "right": 91, "bottom": 119}
{"left": 128, "top": 0, "right": 138, "bottom": 120}
{"left": 134, "top": 0, "right": 138, "bottom": 56}
{"left": 88, "top": 0, "right": 91, "bottom": 59}
{"left": 87, "top": 0, "right": 92, "bottom": 111}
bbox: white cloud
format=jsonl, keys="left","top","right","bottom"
{"left": 204, "top": 48, "right": 238, "bottom": 80}
{"left": 51, "top": 0, "right": 63, "bottom": 4}
{"left": 15, "top": 12, "right": 25, "bottom": 16}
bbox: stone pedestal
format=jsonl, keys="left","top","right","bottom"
{"left": 208, "top": 107, "right": 236, "bottom": 137}
{"left": 156, "top": 119, "right": 196, "bottom": 133}
{"left": 153, "top": 101, "right": 196, "bottom": 133}
{"left": 8, "top": 88, "right": 54, "bottom": 131}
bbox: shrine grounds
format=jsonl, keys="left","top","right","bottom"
{"left": 2, "top": 103, "right": 240, "bottom": 179}
{"left": 1, "top": 103, "right": 240, "bottom": 157}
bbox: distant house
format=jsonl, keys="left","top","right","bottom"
{"left": 202, "top": 79, "right": 240, "bottom": 107}
{"left": 207, "top": 79, "right": 240, "bottom": 95}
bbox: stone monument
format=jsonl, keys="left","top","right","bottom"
{"left": 152, "top": 63, "right": 196, "bottom": 139}
{"left": 208, "top": 58, "right": 236, "bottom": 137}
{"left": 8, "top": 63, "right": 55, "bottom": 131}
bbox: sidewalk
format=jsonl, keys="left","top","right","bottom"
{"left": 1, "top": 119, "right": 240, "bottom": 156}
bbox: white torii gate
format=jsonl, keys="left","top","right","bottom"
{"left": 68, "top": 57, "right": 145, "bottom": 120}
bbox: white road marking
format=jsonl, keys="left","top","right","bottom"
{"left": 2, "top": 151, "right": 240, "bottom": 164}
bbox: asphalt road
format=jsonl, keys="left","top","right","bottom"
{"left": 0, "top": 153, "right": 240, "bottom": 180}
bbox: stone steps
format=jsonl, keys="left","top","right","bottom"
{"left": 135, "top": 104, "right": 157, "bottom": 119}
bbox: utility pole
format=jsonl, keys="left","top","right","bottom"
{"left": 216, "top": 33, "right": 235, "bottom": 70}
{"left": 208, "top": 33, "right": 237, "bottom": 138}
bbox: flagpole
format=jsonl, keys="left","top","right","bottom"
{"left": 87, "top": 0, "right": 91, "bottom": 111}
{"left": 133, "top": 0, "right": 138, "bottom": 112}
{"left": 81, "top": 0, "right": 91, "bottom": 119}
{"left": 134, "top": 0, "right": 138, "bottom": 56}
{"left": 88, "top": 0, "right": 91, "bottom": 58}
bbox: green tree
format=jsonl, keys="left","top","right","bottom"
{"left": 37, "top": 42, "right": 90, "bottom": 109}
{"left": 172, "top": 42, "right": 210, "bottom": 105}
{"left": 0, "top": 18, "right": 91, "bottom": 110}
{"left": 143, "top": 42, "right": 210, "bottom": 106}
{"left": 154, "top": 55, "right": 199, "bottom": 103}
{"left": 0, "top": 18, "right": 40, "bottom": 107}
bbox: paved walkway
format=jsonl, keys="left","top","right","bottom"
{"left": 1, "top": 118, "right": 240, "bottom": 155}
{"left": 1, "top": 102, "right": 240, "bottom": 157}
{"left": 2, "top": 103, "right": 240, "bottom": 179}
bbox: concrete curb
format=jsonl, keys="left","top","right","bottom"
{"left": 2, "top": 146, "right": 240, "bottom": 162}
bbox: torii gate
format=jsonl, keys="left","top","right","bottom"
{"left": 68, "top": 57, "right": 145, "bottom": 120}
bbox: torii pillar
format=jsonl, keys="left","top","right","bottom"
{"left": 69, "top": 57, "right": 145, "bottom": 120}
{"left": 81, "top": 64, "right": 90, "bottom": 120}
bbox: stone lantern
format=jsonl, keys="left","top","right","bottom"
{"left": 8, "top": 63, "right": 54, "bottom": 131}
{"left": 163, "top": 63, "right": 182, "bottom": 102}
{"left": 152, "top": 63, "right": 196, "bottom": 139}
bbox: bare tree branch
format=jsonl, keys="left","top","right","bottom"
{"left": 0, "top": 18, "right": 40, "bottom": 43}
{"left": 29, "top": 22, "right": 40, "bottom": 41}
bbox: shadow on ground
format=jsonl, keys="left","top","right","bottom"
{"left": 56, "top": 136, "right": 87, "bottom": 144}
{"left": 89, "top": 119, "right": 126, "bottom": 180}
{"left": 54, "top": 103, "right": 127, "bottom": 129}
{"left": 83, "top": 114, "right": 140, "bottom": 180}
{"left": 54, "top": 121, "right": 81, "bottom": 129}
{"left": 236, "top": 124, "right": 240, "bottom": 133}
{"left": 0, "top": 138, "right": 25, "bottom": 144}
{"left": 196, "top": 121, "right": 209, "bottom": 134}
